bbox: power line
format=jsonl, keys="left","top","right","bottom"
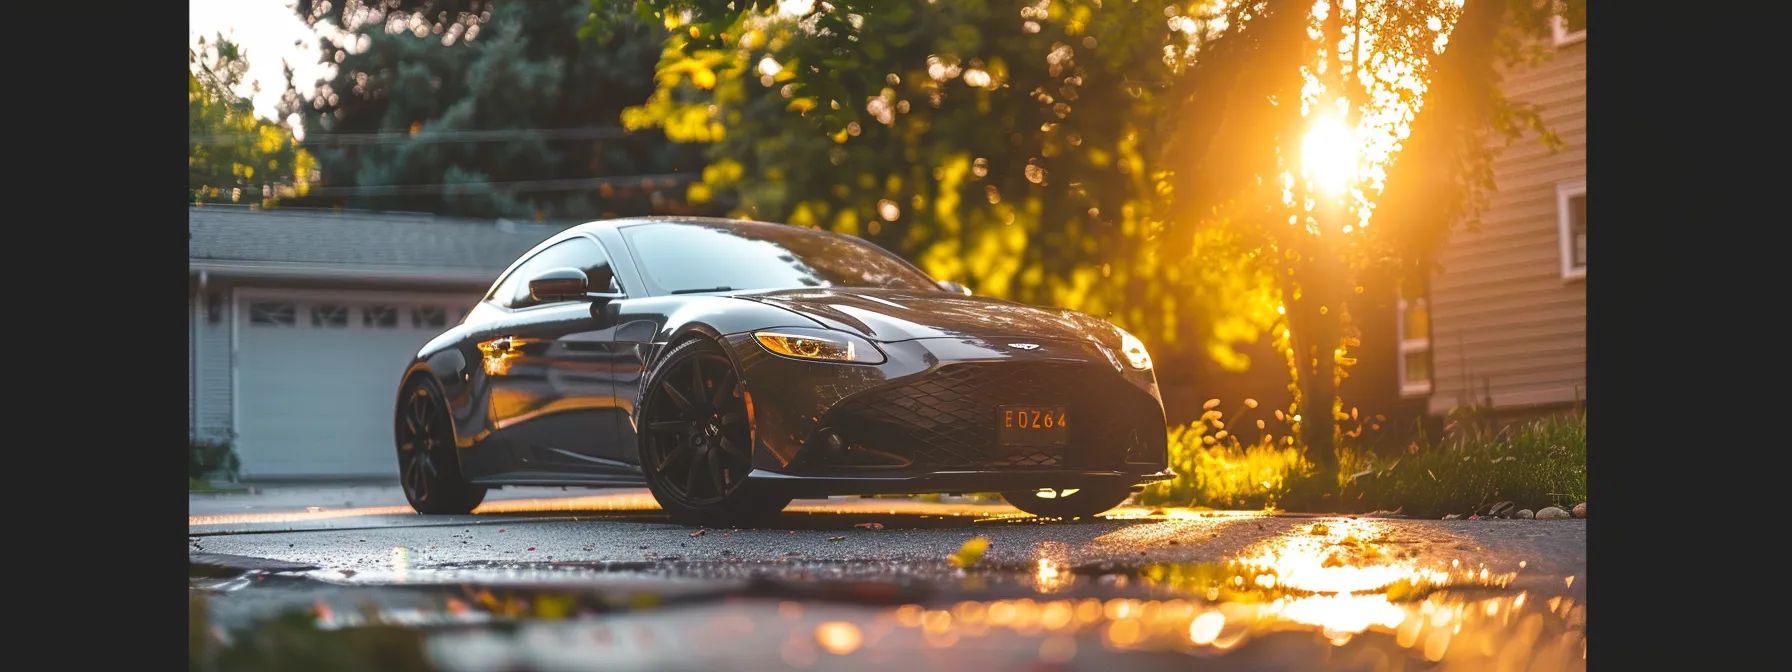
{"left": 299, "top": 173, "right": 695, "bottom": 197}
{"left": 190, "top": 126, "right": 637, "bottom": 146}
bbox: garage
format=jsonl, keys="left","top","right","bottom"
{"left": 233, "top": 290, "right": 475, "bottom": 479}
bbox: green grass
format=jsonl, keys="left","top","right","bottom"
{"left": 190, "top": 593, "right": 433, "bottom": 672}
{"left": 1140, "top": 405, "right": 1586, "bottom": 518}
{"left": 1142, "top": 424, "right": 1307, "bottom": 510}
{"left": 189, "top": 477, "right": 247, "bottom": 493}
{"left": 1340, "top": 412, "right": 1587, "bottom": 516}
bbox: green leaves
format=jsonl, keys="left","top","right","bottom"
{"left": 189, "top": 34, "right": 315, "bottom": 207}
{"left": 596, "top": 0, "right": 1582, "bottom": 436}
{"left": 284, "top": 0, "right": 702, "bottom": 219}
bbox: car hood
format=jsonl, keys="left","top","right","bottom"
{"left": 734, "top": 288, "right": 1119, "bottom": 344}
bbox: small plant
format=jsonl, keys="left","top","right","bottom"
{"left": 190, "top": 593, "right": 433, "bottom": 672}
{"left": 1345, "top": 410, "right": 1587, "bottom": 516}
{"left": 190, "top": 433, "right": 241, "bottom": 483}
{"left": 1140, "top": 398, "right": 1312, "bottom": 509}
{"left": 1142, "top": 397, "right": 1586, "bottom": 517}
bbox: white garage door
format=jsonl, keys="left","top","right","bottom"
{"left": 235, "top": 291, "right": 473, "bottom": 479}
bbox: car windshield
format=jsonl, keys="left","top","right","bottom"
{"left": 620, "top": 221, "right": 941, "bottom": 295}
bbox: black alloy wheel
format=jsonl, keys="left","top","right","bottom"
{"left": 639, "top": 337, "right": 791, "bottom": 526}
{"left": 395, "top": 378, "right": 487, "bottom": 515}
{"left": 1000, "top": 482, "right": 1134, "bottom": 520}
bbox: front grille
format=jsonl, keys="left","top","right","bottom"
{"left": 822, "top": 362, "right": 1163, "bottom": 471}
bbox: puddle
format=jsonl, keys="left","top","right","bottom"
{"left": 193, "top": 519, "right": 1582, "bottom": 671}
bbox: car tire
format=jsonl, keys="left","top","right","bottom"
{"left": 395, "top": 377, "right": 488, "bottom": 515}
{"left": 638, "top": 336, "right": 792, "bottom": 528}
{"left": 1000, "top": 482, "right": 1134, "bottom": 520}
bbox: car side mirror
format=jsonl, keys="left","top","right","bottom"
{"left": 529, "top": 267, "right": 627, "bottom": 307}
{"left": 528, "top": 267, "right": 591, "bottom": 302}
{"left": 937, "top": 280, "right": 973, "bottom": 296}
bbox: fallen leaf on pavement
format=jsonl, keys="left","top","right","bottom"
{"left": 828, "top": 536, "right": 846, "bottom": 542}
{"left": 855, "top": 522, "right": 884, "bottom": 530}
{"left": 949, "top": 537, "right": 990, "bottom": 568}
{"left": 691, "top": 529, "right": 707, "bottom": 537}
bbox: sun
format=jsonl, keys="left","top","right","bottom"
{"left": 1300, "top": 112, "right": 1361, "bottom": 196}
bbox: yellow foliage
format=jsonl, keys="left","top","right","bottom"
{"left": 686, "top": 183, "right": 713, "bottom": 204}
{"left": 789, "top": 202, "right": 818, "bottom": 228}
{"left": 703, "top": 158, "right": 744, "bottom": 188}
{"left": 832, "top": 209, "right": 860, "bottom": 236}
{"left": 1142, "top": 418, "right": 1312, "bottom": 509}
{"left": 948, "top": 537, "right": 990, "bottom": 568}
{"left": 692, "top": 68, "right": 717, "bottom": 89}
{"left": 932, "top": 157, "right": 968, "bottom": 218}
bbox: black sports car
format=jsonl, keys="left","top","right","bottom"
{"left": 394, "top": 216, "right": 1172, "bottom": 526}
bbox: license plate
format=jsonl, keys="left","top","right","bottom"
{"left": 999, "top": 405, "right": 1068, "bottom": 446}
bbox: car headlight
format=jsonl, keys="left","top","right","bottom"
{"left": 754, "top": 329, "right": 886, "bottom": 364}
{"left": 1117, "top": 328, "right": 1153, "bottom": 370}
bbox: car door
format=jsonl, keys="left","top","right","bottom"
{"left": 475, "top": 235, "right": 635, "bottom": 479}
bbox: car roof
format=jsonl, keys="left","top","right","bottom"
{"left": 565, "top": 216, "right": 853, "bottom": 239}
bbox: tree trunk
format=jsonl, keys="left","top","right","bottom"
{"left": 1289, "top": 236, "right": 1344, "bottom": 487}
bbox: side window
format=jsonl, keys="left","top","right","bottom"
{"left": 494, "top": 237, "right": 619, "bottom": 310}
{"left": 1556, "top": 181, "right": 1586, "bottom": 279}
{"left": 1551, "top": 1, "right": 1586, "bottom": 46}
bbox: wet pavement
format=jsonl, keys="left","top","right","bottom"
{"left": 189, "top": 492, "right": 1585, "bottom": 671}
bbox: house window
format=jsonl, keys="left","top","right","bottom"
{"left": 1557, "top": 181, "right": 1587, "bottom": 279}
{"left": 311, "top": 304, "right": 349, "bottom": 328}
{"left": 363, "top": 305, "right": 399, "bottom": 329}
{"left": 248, "top": 302, "right": 295, "bottom": 327}
{"left": 1397, "top": 297, "right": 1432, "bottom": 397}
{"left": 1552, "top": 1, "right": 1586, "bottom": 46}
{"left": 412, "top": 306, "right": 447, "bottom": 329}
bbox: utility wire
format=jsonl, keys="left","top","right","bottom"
{"left": 190, "top": 126, "right": 637, "bottom": 146}
{"left": 298, "top": 173, "right": 694, "bottom": 197}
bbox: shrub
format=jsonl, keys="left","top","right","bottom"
{"left": 1139, "top": 398, "right": 1311, "bottom": 509}
{"left": 190, "top": 433, "right": 241, "bottom": 482}
{"left": 1140, "top": 398, "right": 1587, "bottom": 517}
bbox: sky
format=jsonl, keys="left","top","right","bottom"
{"left": 190, "top": 0, "right": 333, "bottom": 122}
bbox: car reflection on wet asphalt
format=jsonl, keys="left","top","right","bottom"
{"left": 190, "top": 502, "right": 1584, "bottom": 671}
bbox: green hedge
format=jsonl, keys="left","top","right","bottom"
{"left": 189, "top": 434, "right": 241, "bottom": 482}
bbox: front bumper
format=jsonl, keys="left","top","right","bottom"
{"left": 722, "top": 332, "right": 1170, "bottom": 478}
{"left": 746, "top": 468, "right": 1178, "bottom": 498}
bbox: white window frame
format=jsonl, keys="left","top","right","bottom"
{"left": 1551, "top": 12, "right": 1585, "bottom": 47}
{"left": 1396, "top": 297, "right": 1432, "bottom": 397}
{"left": 1557, "top": 180, "right": 1587, "bottom": 280}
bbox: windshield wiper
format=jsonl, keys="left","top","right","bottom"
{"left": 669, "top": 286, "right": 737, "bottom": 294}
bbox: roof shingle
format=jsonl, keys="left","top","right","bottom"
{"left": 188, "top": 206, "right": 569, "bottom": 271}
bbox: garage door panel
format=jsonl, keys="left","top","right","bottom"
{"left": 236, "top": 294, "right": 473, "bottom": 479}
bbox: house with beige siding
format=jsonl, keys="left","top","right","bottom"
{"left": 1395, "top": 14, "right": 1587, "bottom": 420}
